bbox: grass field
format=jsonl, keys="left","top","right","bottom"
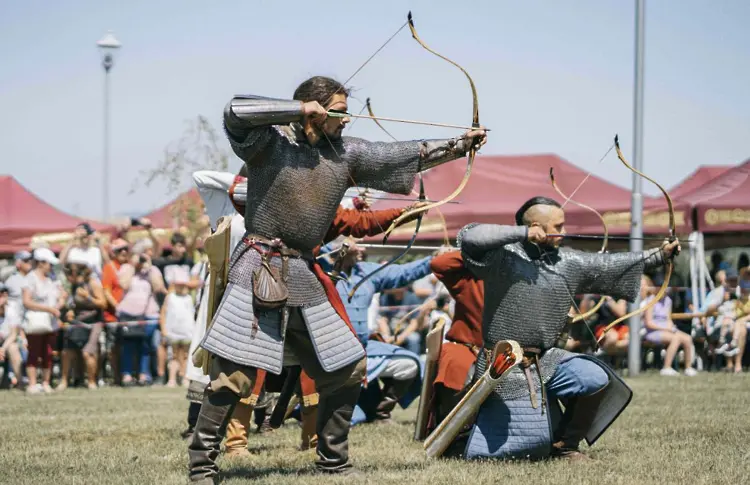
{"left": 1, "top": 373, "right": 749, "bottom": 485}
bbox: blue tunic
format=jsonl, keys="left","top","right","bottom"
{"left": 319, "top": 245, "right": 432, "bottom": 424}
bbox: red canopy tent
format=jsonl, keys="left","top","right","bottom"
{"left": 142, "top": 188, "right": 203, "bottom": 229}
{"left": 669, "top": 165, "right": 732, "bottom": 199}
{"left": 366, "top": 154, "right": 689, "bottom": 243}
{"left": 674, "top": 158, "right": 750, "bottom": 233}
{"left": 0, "top": 175, "right": 113, "bottom": 254}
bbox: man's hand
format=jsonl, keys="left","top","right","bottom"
{"left": 463, "top": 127, "right": 488, "bottom": 149}
{"left": 399, "top": 201, "right": 430, "bottom": 224}
{"left": 527, "top": 226, "right": 547, "bottom": 245}
{"left": 49, "top": 308, "right": 61, "bottom": 319}
{"left": 301, "top": 101, "right": 327, "bottom": 125}
{"left": 662, "top": 238, "right": 681, "bottom": 259}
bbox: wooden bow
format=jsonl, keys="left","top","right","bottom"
{"left": 596, "top": 135, "right": 676, "bottom": 344}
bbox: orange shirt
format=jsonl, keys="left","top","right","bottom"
{"left": 101, "top": 260, "right": 123, "bottom": 322}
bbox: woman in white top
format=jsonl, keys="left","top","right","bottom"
{"left": 22, "top": 248, "right": 65, "bottom": 394}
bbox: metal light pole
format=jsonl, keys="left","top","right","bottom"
{"left": 97, "top": 31, "right": 121, "bottom": 221}
{"left": 628, "top": 0, "right": 645, "bottom": 376}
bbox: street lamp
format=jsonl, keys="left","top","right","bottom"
{"left": 97, "top": 31, "right": 121, "bottom": 221}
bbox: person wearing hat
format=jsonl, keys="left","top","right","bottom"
{"left": 22, "top": 248, "right": 64, "bottom": 394}
{"left": 159, "top": 268, "right": 196, "bottom": 388}
{"left": 60, "top": 222, "right": 106, "bottom": 277}
{"left": 101, "top": 239, "right": 131, "bottom": 383}
{"left": 56, "top": 254, "right": 107, "bottom": 391}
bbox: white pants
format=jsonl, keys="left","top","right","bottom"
{"left": 379, "top": 356, "right": 419, "bottom": 381}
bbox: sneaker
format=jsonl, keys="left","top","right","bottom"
{"left": 42, "top": 383, "right": 53, "bottom": 394}
{"left": 660, "top": 368, "right": 679, "bottom": 376}
{"left": 684, "top": 367, "right": 698, "bottom": 377}
{"left": 716, "top": 343, "right": 729, "bottom": 355}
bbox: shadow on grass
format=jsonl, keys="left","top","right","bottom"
{"left": 219, "top": 461, "right": 426, "bottom": 481}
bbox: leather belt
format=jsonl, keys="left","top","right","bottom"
{"left": 483, "top": 344, "right": 547, "bottom": 414}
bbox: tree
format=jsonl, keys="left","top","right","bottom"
{"left": 131, "top": 115, "right": 230, "bottom": 247}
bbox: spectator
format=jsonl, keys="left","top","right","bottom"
{"left": 101, "top": 239, "right": 130, "bottom": 381}
{"left": 159, "top": 269, "right": 195, "bottom": 387}
{"left": 3, "top": 251, "right": 33, "bottom": 339}
{"left": 642, "top": 276, "right": 697, "bottom": 377}
{"left": 721, "top": 279, "right": 749, "bottom": 373}
{"left": 594, "top": 296, "right": 629, "bottom": 356}
{"left": 60, "top": 222, "right": 108, "bottom": 277}
{"left": 379, "top": 287, "right": 423, "bottom": 354}
{"left": 57, "top": 256, "right": 107, "bottom": 390}
{"left": 116, "top": 253, "right": 165, "bottom": 386}
{"left": 1, "top": 283, "right": 24, "bottom": 389}
{"left": 152, "top": 232, "right": 199, "bottom": 382}
{"left": 699, "top": 269, "right": 739, "bottom": 344}
{"left": 22, "top": 248, "right": 64, "bottom": 394}
{"left": 737, "top": 253, "right": 749, "bottom": 274}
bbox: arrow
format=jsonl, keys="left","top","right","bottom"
{"left": 328, "top": 110, "right": 489, "bottom": 132}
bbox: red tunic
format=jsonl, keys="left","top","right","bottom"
{"left": 430, "top": 251, "right": 484, "bottom": 392}
{"left": 250, "top": 204, "right": 406, "bottom": 406}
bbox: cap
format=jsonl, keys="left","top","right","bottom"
{"left": 111, "top": 238, "right": 130, "bottom": 252}
{"left": 14, "top": 250, "right": 32, "bottom": 262}
{"left": 66, "top": 253, "right": 91, "bottom": 267}
{"left": 725, "top": 268, "right": 739, "bottom": 280}
{"left": 33, "top": 248, "right": 59, "bottom": 265}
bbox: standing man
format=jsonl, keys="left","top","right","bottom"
{"left": 189, "top": 76, "right": 486, "bottom": 483}
{"left": 452, "top": 196, "right": 679, "bottom": 460}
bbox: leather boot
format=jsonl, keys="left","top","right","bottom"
{"left": 374, "top": 376, "right": 415, "bottom": 422}
{"left": 551, "top": 387, "right": 607, "bottom": 460}
{"left": 188, "top": 389, "right": 239, "bottom": 484}
{"left": 299, "top": 405, "right": 318, "bottom": 451}
{"left": 224, "top": 401, "right": 253, "bottom": 459}
{"left": 315, "top": 384, "right": 361, "bottom": 474}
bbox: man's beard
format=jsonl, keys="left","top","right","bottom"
{"left": 325, "top": 126, "right": 345, "bottom": 140}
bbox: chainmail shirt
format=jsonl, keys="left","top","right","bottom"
{"left": 459, "top": 223, "right": 666, "bottom": 400}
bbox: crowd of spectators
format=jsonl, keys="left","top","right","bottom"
{"left": 2, "top": 223, "right": 749, "bottom": 392}
{"left": 0, "top": 218, "right": 209, "bottom": 393}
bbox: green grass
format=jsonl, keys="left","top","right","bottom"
{"left": 1, "top": 373, "right": 749, "bottom": 485}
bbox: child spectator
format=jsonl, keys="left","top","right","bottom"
{"left": 159, "top": 269, "right": 195, "bottom": 387}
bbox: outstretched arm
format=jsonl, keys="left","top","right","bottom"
{"left": 370, "top": 256, "right": 434, "bottom": 292}
{"left": 573, "top": 248, "right": 667, "bottom": 302}
{"left": 346, "top": 135, "right": 475, "bottom": 195}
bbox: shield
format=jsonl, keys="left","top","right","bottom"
{"left": 192, "top": 216, "right": 233, "bottom": 374}
{"left": 414, "top": 317, "right": 446, "bottom": 441}
{"left": 423, "top": 340, "right": 522, "bottom": 459}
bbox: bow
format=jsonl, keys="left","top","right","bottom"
{"left": 346, "top": 98, "right": 426, "bottom": 301}
{"left": 596, "top": 135, "right": 676, "bottom": 344}
{"left": 549, "top": 167, "right": 609, "bottom": 324}
{"left": 380, "top": 12, "right": 480, "bottom": 243}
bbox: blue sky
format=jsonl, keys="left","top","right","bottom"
{"left": 1, "top": 0, "right": 748, "bottom": 220}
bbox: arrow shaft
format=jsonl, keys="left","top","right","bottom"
{"left": 347, "top": 195, "right": 460, "bottom": 204}
{"left": 329, "top": 111, "right": 488, "bottom": 131}
{"left": 549, "top": 234, "right": 668, "bottom": 241}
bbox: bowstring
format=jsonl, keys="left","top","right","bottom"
{"left": 560, "top": 143, "right": 615, "bottom": 209}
